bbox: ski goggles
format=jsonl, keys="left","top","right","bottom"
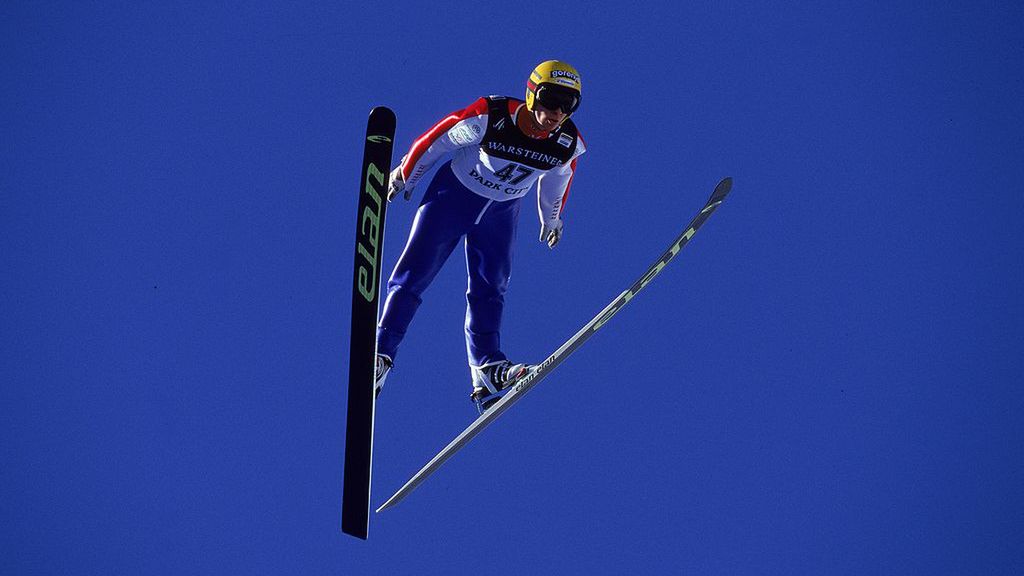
{"left": 534, "top": 84, "right": 581, "bottom": 115}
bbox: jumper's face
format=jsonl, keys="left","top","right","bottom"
{"left": 532, "top": 103, "right": 566, "bottom": 131}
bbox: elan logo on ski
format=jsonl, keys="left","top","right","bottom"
{"left": 355, "top": 163, "right": 386, "bottom": 303}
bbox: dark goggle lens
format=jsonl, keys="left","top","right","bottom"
{"left": 535, "top": 86, "right": 580, "bottom": 114}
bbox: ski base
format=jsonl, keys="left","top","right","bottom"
{"left": 341, "top": 106, "right": 396, "bottom": 539}
{"left": 376, "top": 177, "right": 732, "bottom": 513}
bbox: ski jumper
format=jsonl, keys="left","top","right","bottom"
{"left": 376, "top": 96, "right": 586, "bottom": 368}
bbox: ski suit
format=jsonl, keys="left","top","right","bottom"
{"left": 376, "top": 95, "right": 586, "bottom": 368}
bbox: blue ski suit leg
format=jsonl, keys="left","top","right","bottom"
{"left": 376, "top": 162, "right": 521, "bottom": 367}
{"left": 464, "top": 193, "right": 520, "bottom": 367}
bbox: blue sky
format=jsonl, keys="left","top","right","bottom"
{"left": 3, "top": 1, "right": 1022, "bottom": 574}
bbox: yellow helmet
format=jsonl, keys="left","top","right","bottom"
{"left": 525, "top": 60, "right": 582, "bottom": 116}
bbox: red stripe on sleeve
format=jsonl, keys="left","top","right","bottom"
{"left": 402, "top": 97, "right": 489, "bottom": 180}
{"left": 558, "top": 132, "right": 584, "bottom": 215}
{"left": 559, "top": 156, "right": 578, "bottom": 215}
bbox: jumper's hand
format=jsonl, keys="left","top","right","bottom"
{"left": 539, "top": 219, "right": 563, "bottom": 249}
{"left": 387, "top": 165, "right": 411, "bottom": 201}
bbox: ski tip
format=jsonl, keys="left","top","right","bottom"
{"left": 368, "top": 106, "right": 397, "bottom": 125}
{"left": 709, "top": 177, "right": 732, "bottom": 202}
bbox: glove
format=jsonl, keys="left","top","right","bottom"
{"left": 387, "top": 164, "right": 412, "bottom": 202}
{"left": 539, "top": 219, "right": 563, "bottom": 249}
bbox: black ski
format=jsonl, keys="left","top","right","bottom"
{"left": 376, "top": 177, "right": 733, "bottom": 512}
{"left": 342, "top": 106, "right": 396, "bottom": 539}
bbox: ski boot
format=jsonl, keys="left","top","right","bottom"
{"left": 374, "top": 354, "right": 392, "bottom": 399}
{"left": 470, "top": 360, "right": 531, "bottom": 414}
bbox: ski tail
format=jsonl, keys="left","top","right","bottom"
{"left": 342, "top": 106, "right": 396, "bottom": 539}
{"left": 375, "top": 177, "right": 732, "bottom": 512}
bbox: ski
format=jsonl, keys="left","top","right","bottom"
{"left": 376, "top": 177, "right": 733, "bottom": 513}
{"left": 342, "top": 106, "right": 396, "bottom": 539}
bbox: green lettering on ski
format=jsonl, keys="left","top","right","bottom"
{"left": 356, "top": 163, "right": 386, "bottom": 302}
